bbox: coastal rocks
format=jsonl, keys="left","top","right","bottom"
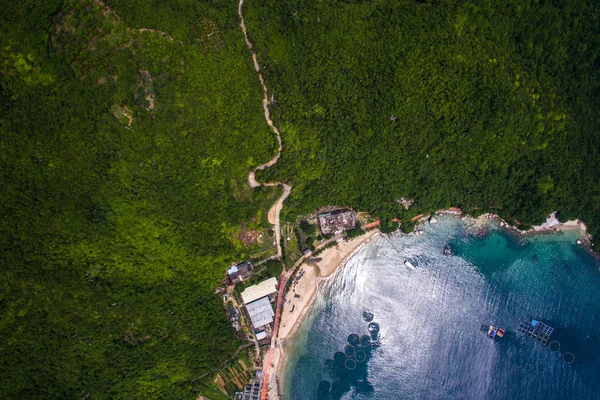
{"left": 532, "top": 211, "right": 560, "bottom": 231}
{"left": 436, "top": 207, "right": 463, "bottom": 217}
{"left": 443, "top": 245, "right": 451, "bottom": 256}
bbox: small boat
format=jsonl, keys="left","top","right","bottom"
{"left": 443, "top": 245, "right": 451, "bottom": 256}
{"left": 487, "top": 325, "right": 505, "bottom": 339}
{"left": 404, "top": 260, "right": 416, "bottom": 270}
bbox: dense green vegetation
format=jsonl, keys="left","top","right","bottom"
{"left": 247, "top": 0, "right": 600, "bottom": 240}
{"left": 3, "top": 0, "right": 600, "bottom": 398}
{"left": 1, "top": 0, "right": 276, "bottom": 398}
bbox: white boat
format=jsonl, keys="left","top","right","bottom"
{"left": 404, "top": 260, "right": 416, "bottom": 270}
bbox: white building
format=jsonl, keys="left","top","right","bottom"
{"left": 240, "top": 277, "right": 278, "bottom": 304}
{"left": 255, "top": 331, "right": 268, "bottom": 341}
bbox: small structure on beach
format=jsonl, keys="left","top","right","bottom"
{"left": 317, "top": 209, "right": 356, "bottom": 235}
{"left": 363, "top": 220, "right": 381, "bottom": 230}
{"left": 226, "top": 261, "right": 253, "bottom": 286}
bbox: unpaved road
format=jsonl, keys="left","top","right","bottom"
{"left": 238, "top": 0, "right": 291, "bottom": 262}
{"left": 238, "top": 1, "right": 294, "bottom": 399}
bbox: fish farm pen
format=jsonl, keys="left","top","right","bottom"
{"left": 516, "top": 320, "right": 554, "bottom": 345}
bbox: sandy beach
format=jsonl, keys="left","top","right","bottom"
{"left": 266, "top": 212, "right": 593, "bottom": 399}
{"left": 267, "top": 230, "right": 379, "bottom": 398}
{"left": 278, "top": 229, "right": 379, "bottom": 341}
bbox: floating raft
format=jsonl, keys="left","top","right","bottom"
{"left": 487, "top": 325, "right": 505, "bottom": 339}
{"left": 516, "top": 319, "right": 554, "bottom": 345}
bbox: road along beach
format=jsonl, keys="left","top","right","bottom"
{"left": 265, "top": 230, "right": 379, "bottom": 398}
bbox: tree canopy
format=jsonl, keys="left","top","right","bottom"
{"left": 247, "top": 0, "right": 600, "bottom": 239}
{"left": 1, "top": 0, "right": 276, "bottom": 398}
{"left": 2, "top": 0, "right": 600, "bottom": 399}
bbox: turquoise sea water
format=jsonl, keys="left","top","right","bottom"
{"left": 283, "top": 217, "right": 600, "bottom": 400}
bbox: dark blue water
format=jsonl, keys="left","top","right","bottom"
{"left": 283, "top": 218, "right": 600, "bottom": 399}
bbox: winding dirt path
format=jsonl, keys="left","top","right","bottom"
{"left": 238, "top": 0, "right": 291, "bottom": 263}
{"left": 237, "top": 1, "right": 294, "bottom": 399}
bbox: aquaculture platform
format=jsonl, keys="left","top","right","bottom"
{"left": 516, "top": 319, "right": 554, "bottom": 345}
{"left": 487, "top": 325, "right": 505, "bottom": 339}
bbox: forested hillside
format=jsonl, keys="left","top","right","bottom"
{"left": 1, "top": 0, "right": 276, "bottom": 398}
{"left": 3, "top": 0, "right": 600, "bottom": 398}
{"left": 246, "top": 0, "right": 600, "bottom": 237}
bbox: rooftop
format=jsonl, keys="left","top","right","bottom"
{"left": 240, "top": 277, "right": 278, "bottom": 304}
{"left": 245, "top": 297, "right": 274, "bottom": 329}
{"left": 227, "top": 262, "right": 253, "bottom": 286}
{"left": 255, "top": 331, "right": 268, "bottom": 340}
{"left": 317, "top": 209, "right": 356, "bottom": 235}
{"left": 227, "top": 265, "right": 239, "bottom": 276}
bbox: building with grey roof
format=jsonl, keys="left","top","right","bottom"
{"left": 245, "top": 296, "right": 274, "bottom": 330}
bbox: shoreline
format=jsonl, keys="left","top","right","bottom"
{"left": 268, "top": 230, "right": 380, "bottom": 399}
{"left": 457, "top": 211, "right": 591, "bottom": 246}
{"left": 279, "top": 229, "right": 380, "bottom": 341}
{"left": 267, "top": 211, "right": 593, "bottom": 399}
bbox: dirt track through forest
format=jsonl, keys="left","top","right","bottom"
{"left": 238, "top": 1, "right": 293, "bottom": 398}
{"left": 238, "top": 0, "right": 291, "bottom": 263}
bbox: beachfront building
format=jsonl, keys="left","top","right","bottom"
{"left": 226, "top": 261, "right": 253, "bottom": 286}
{"left": 245, "top": 297, "right": 274, "bottom": 331}
{"left": 240, "top": 276, "right": 278, "bottom": 304}
{"left": 240, "top": 277, "right": 278, "bottom": 331}
{"left": 317, "top": 209, "right": 356, "bottom": 235}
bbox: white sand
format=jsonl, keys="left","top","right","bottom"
{"left": 267, "top": 230, "right": 379, "bottom": 399}
{"left": 278, "top": 230, "right": 379, "bottom": 341}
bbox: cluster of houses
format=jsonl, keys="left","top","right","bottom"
{"left": 225, "top": 208, "right": 358, "bottom": 397}
{"left": 224, "top": 260, "right": 279, "bottom": 341}
{"left": 235, "top": 370, "right": 263, "bottom": 400}
{"left": 224, "top": 209, "right": 357, "bottom": 335}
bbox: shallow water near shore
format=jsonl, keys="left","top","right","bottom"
{"left": 282, "top": 217, "right": 600, "bottom": 400}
